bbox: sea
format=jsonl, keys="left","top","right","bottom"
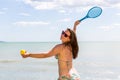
{"left": 0, "top": 41, "right": 120, "bottom": 80}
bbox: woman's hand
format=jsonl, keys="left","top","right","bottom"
{"left": 20, "top": 50, "right": 30, "bottom": 58}
{"left": 21, "top": 53, "right": 30, "bottom": 58}
{"left": 73, "top": 20, "right": 80, "bottom": 33}
{"left": 74, "top": 20, "right": 80, "bottom": 27}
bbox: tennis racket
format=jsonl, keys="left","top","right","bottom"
{"left": 79, "top": 6, "right": 102, "bottom": 22}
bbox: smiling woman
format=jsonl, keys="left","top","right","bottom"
{"left": 20, "top": 20, "right": 80, "bottom": 80}
{"left": 1, "top": 0, "right": 120, "bottom": 80}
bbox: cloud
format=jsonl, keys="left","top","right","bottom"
{"left": 23, "top": 0, "right": 57, "bottom": 10}
{"left": 59, "top": 18, "right": 71, "bottom": 22}
{"left": 99, "top": 26, "right": 114, "bottom": 31}
{"left": 0, "top": 8, "right": 8, "bottom": 15}
{"left": 59, "top": 9, "right": 66, "bottom": 13}
{"left": 99, "top": 23, "right": 120, "bottom": 31}
{"left": 23, "top": 0, "right": 120, "bottom": 11}
{"left": 116, "top": 13, "right": 120, "bottom": 16}
{"left": 13, "top": 21, "right": 50, "bottom": 26}
{"left": 0, "top": 11, "right": 5, "bottom": 14}
{"left": 19, "top": 12, "right": 31, "bottom": 16}
{"left": 114, "top": 23, "right": 120, "bottom": 26}
{"left": 1, "top": 8, "right": 8, "bottom": 11}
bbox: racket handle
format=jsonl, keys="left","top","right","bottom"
{"left": 79, "top": 16, "right": 87, "bottom": 22}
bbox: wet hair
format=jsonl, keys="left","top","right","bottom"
{"left": 64, "top": 28, "right": 79, "bottom": 59}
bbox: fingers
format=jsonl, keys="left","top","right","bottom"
{"left": 20, "top": 50, "right": 29, "bottom": 58}
{"left": 75, "top": 20, "right": 80, "bottom": 25}
{"left": 74, "top": 20, "right": 80, "bottom": 27}
{"left": 21, "top": 53, "right": 30, "bottom": 58}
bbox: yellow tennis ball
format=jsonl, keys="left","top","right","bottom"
{"left": 20, "top": 49, "right": 26, "bottom": 55}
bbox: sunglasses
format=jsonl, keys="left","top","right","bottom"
{"left": 62, "top": 31, "right": 70, "bottom": 37}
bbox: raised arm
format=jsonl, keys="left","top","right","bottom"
{"left": 73, "top": 20, "right": 80, "bottom": 33}
{"left": 21, "top": 44, "right": 62, "bottom": 58}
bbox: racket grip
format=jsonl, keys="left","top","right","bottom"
{"left": 79, "top": 16, "right": 87, "bottom": 22}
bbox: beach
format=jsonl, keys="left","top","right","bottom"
{"left": 0, "top": 42, "right": 120, "bottom": 80}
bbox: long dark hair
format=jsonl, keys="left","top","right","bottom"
{"left": 64, "top": 28, "right": 79, "bottom": 59}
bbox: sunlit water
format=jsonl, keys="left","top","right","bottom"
{"left": 0, "top": 42, "right": 120, "bottom": 80}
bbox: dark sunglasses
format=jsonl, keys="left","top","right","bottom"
{"left": 62, "top": 31, "right": 70, "bottom": 37}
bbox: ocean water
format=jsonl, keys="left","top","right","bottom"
{"left": 0, "top": 42, "right": 120, "bottom": 80}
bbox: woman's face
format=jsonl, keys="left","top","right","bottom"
{"left": 60, "top": 29, "right": 71, "bottom": 43}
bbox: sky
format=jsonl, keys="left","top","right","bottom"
{"left": 0, "top": 0, "right": 120, "bottom": 42}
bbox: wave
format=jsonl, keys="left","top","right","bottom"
{"left": 0, "top": 59, "right": 21, "bottom": 63}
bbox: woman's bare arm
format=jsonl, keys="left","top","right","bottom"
{"left": 21, "top": 44, "right": 62, "bottom": 58}
{"left": 73, "top": 20, "right": 80, "bottom": 33}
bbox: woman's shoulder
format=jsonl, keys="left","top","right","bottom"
{"left": 52, "top": 44, "right": 64, "bottom": 53}
{"left": 55, "top": 43, "right": 64, "bottom": 48}
{"left": 53, "top": 43, "right": 66, "bottom": 51}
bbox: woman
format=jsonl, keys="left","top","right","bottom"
{"left": 21, "top": 20, "right": 80, "bottom": 80}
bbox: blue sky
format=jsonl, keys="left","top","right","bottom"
{"left": 0, "top": 0, "right": 120, "bottom": 42}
